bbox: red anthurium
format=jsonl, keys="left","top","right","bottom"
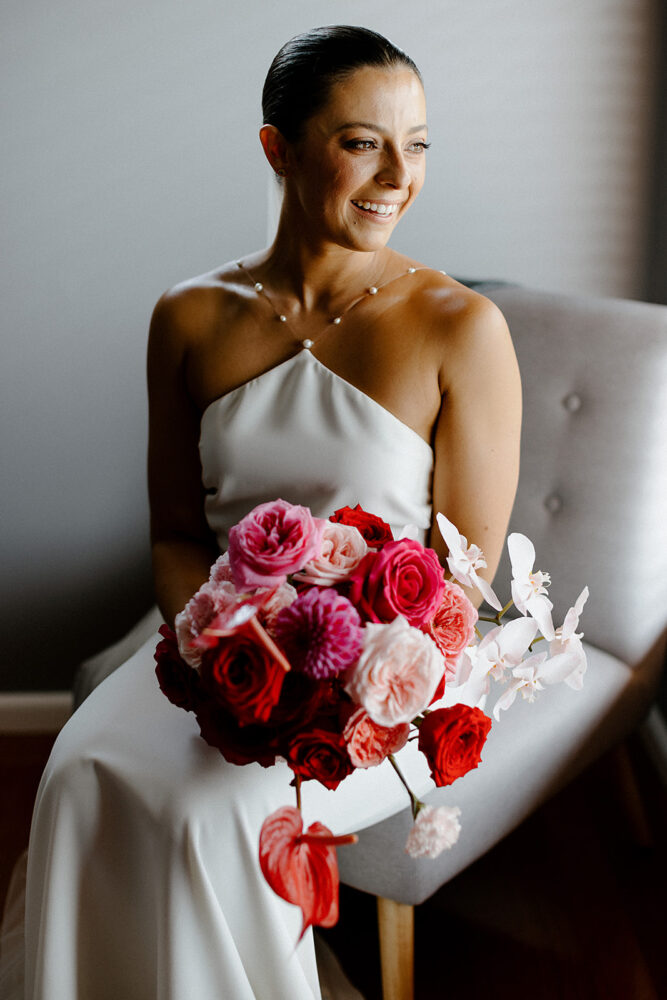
{"left": 259, "top": 806, "right": 357, "bottom": 939}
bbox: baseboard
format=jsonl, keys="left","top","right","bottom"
{"left": 0, "top": 691, "right": 73, "bottom": 734}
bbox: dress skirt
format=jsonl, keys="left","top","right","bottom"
{"left": 22, "top": 633, "right": 435, "bottom": 1000}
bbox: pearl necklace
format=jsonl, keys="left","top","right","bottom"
{"left": 236, "top": 259, "right": 424, "bottom": 350}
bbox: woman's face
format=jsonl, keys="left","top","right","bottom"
{"left": 285, "top": 64, "right": 428, "bottom": 253}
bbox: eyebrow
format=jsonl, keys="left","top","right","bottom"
{"left": 335, "top": 121, "right": 428, "bottom": 135}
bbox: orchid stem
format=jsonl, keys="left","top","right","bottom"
{"left": 479, "top": 597, "right": 515, "bottom": 627}
{"left": 387, "top": 754, "right": 423, "bottom": 821}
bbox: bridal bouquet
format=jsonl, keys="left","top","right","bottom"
{"left": 155, "top": 499, "right": 588, "bottom": 937}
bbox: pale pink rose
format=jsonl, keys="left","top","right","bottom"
{"left": 175, "top": 580, "right": 238, "bottom": 668}
{"left": 257, "top": 581, "right": 298, "bottom": 634}
{"left": 405, "top": 805, "right": 461, "bottom": 858}
{"left": 343, "top": 707, "right": 409, "bottom": 768}
{"left": 293, "top": 522, "right": 369, "bottom": 586}
{"left": 345, "top": 617, "right": 445, "bottom": 726}
{"left": 228, "top": 499, "right": 326, "bottom": 590}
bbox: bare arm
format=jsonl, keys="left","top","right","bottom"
{"left": 147, "top": 289, "right": 220, "bottom": 627}
{"left": 428, "top": 294, "right": 522, "bottom": 607}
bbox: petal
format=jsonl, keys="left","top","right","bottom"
{"left": 497, "top": 616, "right": 540, "bottom": 661}
{"left": 436, "top": 513, "right": 466, "bottom": 556}
{"left": 471, "top": 571, "right": 502, "bottom": 612}
{"left": 259, "top": 806, "right": 343, "bottom": 939}
{"left": 492, "top": 682, "right": 519, "bottom": 720}
{"left": 526, "top": 594, "right": 556, "bottom": 640}
{"left": 507, "top": 533, "right": 535, "bottom": 579}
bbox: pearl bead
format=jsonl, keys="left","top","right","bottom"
{"left": 254, "top": 282, "right": 263, "bottom": 291}
{"left": 278, "top": 315, "right": 287, "bottom": 322}
{"left": 332, "top": 316, "right": 342, "bottom": 325}
{"left": 368, "top": 286, "right": 378, "bottom": 295}
{"left": 407, "top": 267, "right": 416, "bottom": 273}
{"left": 302, "top": 339, "right": 314, "bottom": 350}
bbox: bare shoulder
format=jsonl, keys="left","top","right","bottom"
{"left": 148, "top": 261, "right": 243, "bottom": 360}
{"left": 407, "top": 270, "right": 516, "bottom": 389}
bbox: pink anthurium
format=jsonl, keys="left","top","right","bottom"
{"left": 259, "top": 806, "right": 357, "bottom": 940}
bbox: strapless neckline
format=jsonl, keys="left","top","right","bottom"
{"left": 200, "top": 348, "right": 432, "bottom": 457}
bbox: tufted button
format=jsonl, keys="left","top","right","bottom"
{"left": 563, "top": 392, "right": 582, "bottom": 412}
{"left": 544, "top": 494, "right": 562, "bottom": 514}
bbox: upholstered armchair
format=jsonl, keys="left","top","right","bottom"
{"left": 74, "top": 282, "right": 667, "bottom": 1000}
{"left": 336, "top": 282, "right": 667, "bottom": 999}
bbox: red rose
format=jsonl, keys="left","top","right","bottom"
{"left": 418, "top": 705, "right": 492, "bottom": 787}
{"left": 330, "top": 504, "right": 394, "bottom": 548}
{"left": 154, "top": 625, "right": 202, "bottom": 712}
{"left": 200, "top": 624, "right": 286, "bottom": 726}
{"left": 285, "top": 725, "right": 355, "bottom": 790}
{"left": 195, "top": 701, "right": 278, "bottom": 767}
{"left": 348, "top": 539, "right": 446, "bottom": 627}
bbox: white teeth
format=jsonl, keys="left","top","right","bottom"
{"left": 353, "top": 201, "right": 398, "bottom": 216}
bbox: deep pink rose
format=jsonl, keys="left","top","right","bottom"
{"left": 228, "top": 499, "right": 326, "bottom": 590}
{"left": 348, "top": 539, "right": 446, "bottom": 627}
{"left": 342, "top": 706, "right": 409, "bottom": 768}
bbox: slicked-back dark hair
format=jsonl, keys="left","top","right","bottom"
{"left": 262, "top": 25, "right": 422, "bottom": 143}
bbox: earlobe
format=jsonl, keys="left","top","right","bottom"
{"left": 259, "top": 124, "right": 290, "bottom": 177}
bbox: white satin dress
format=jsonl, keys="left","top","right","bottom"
{"left": 22, "top": 348, "right": 437, "bottom": 1000}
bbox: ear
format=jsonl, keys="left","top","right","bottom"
{"left": 259, "top": 124, "right": 290, "bottom": 177}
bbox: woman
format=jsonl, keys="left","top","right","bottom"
{"left": 19, "top": 25, "right": 521, "bottom": 1000}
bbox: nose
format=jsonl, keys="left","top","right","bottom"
{"left": 376, "top": 146, "right": 411, "bottom": 189}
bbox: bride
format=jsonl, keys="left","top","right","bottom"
{"left": 13, "top": 25, "right": 521, "bottom": 1000}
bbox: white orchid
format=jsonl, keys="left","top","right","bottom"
{"left": 436, "top": 513, "right": 502, "bottom": 611}
{"left": 548, "top": 586, "right": 589, "bottom": 690}
{"left": 492, "top": 649, "right": 552, "bottom": 719}
{"left": 507, "top": 533, "right": 555, "bottom": 639}
{"left": 465, "top": 616, "right": 540, "bottom": 707}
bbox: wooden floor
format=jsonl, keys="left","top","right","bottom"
{"left": 2, "top": 732, "right": 666, "bottom": 999}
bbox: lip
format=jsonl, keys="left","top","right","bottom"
{"left": 351, "top": 200, "right": 403, "bottom": 222}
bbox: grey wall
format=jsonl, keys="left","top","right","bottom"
{"left": 1, "top": 0, "right": 658, "bottom": 690}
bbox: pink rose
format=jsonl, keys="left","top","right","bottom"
{"left": 293, "top": 522, "right": 369, "bottom": 586}
{"left": 345, "top": 617, "right": 445, "bottom": 726}
{"left": 348, "top": 540, "right": 446, "bottom": 628}
{"left": 228, "top": 499, "right": 326, "bottom": 590}
{"left": 175, "top": 580, "right": 239, "bottom": 668}
{"left": 422, "top": 580, "right": 478, "bottom": 701}
{"left": 342, "top": 706, "right": 409, "bottom": 768}
{"left": 405, "top": 805, "right": 461, "bottom": 858}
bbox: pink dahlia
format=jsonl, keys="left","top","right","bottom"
{"left": 274, "top": 588, "right": 363, "bottom": 680}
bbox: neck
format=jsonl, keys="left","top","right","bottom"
{"left": 253, "top": 217, "right": 390, "bottom": 315}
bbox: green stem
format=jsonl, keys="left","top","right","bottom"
{"left": 478, "top": 597, "right": 515, "bottom": 627}
{"left": 387, "top": 754, "right": 423, "bottom": 820}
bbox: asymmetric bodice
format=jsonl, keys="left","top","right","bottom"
{"left": 199, "top": 348, "right": 434, "bottom": 551}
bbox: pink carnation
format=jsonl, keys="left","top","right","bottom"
{"left": 228, "top": 499, "right": 326, "bottom": 590}
{"left": 345, "top": 617, "right": 445, "bottom": 726}
{"left": 209, "top": 552, "right": 235, "bottom": 585}
{"left": 273, "top": 588, "right": 363, "bottom": 679}
{"left": 175, "top": 580, "right": 238, "bottom": 668}
{"left": 405, "top": 805, "right": 461, "bottom": 858}
{"left": 293, "top": 521, "right": 369, "bottom": 586}
{"left": 343, "top": 707, "right": 409, "bottom": 768}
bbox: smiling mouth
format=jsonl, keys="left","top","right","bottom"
{"left": 351, "top": 200, "right": 400, "bottom": 218}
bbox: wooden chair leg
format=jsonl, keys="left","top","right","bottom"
{"left": 376, "top": 896, "right": 414, "bottom": 1000}
{"left": 609, "top": 740, "right": 654, "bottom": 848}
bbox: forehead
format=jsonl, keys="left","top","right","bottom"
{"left": 308, "top": 65, "right": 427, "bottom": 135}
